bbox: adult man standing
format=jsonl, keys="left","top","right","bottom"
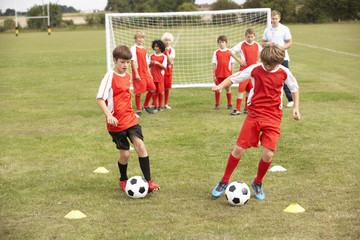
{"left": 262, "top": 10, "right": 294, "bottom": 107}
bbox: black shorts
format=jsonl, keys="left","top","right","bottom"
{"left": 108, "top": 124, "right": 143, "bottom": 150}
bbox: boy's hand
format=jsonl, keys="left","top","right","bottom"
{"left": 135, "top": 73, "right": 141, "bottom": 80}
{"left": 213, "top": 76, "right": 217, "bottom": 83}
{"left": 212, "top": 85, "right": 222, "bottom": 93}
{"left": 292, "top": 109, "right": 300, "bottom": 120}
{"left": 240, "top": 60, "right": 247, "bottom": 67}
{"left": 107, "top": 115, "right": 118, "bottom": 126}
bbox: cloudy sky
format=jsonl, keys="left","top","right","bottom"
{"left": 1, "top": 0, "right": 245, "bottom": 12}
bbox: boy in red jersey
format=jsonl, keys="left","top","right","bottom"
{"left": 130, "top": 31, "right": 156, "bottom": 116}
{"left": 211, "top": 43, "right": 300, "bottom": 200}
{"left": 148, "top": 40, "right": 167, "bottom": 112}
{"left": 212, "top": 35, "right": 235, "bottom": 110}
{"left": 96, "top": 45, "right": 160, "bottom": 193}
{"left": 229, "top": 28, "right": 262, "bottom": 115}
{"left": 162, "top": 32, "right": 175, "bottom": 110}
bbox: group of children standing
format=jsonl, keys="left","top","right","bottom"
{"left": 212, "top": 27, "right": 262, "bottom": 115}
{"left": 130, "top": 31, "right": 176, "bottom": 117}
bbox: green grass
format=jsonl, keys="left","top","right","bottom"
{"left": 1, "top": 24, "right": 360, "bottom": 239}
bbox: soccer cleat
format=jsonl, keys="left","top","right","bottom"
{"left": 153, "top": 107, "right": 158, "bottom": 112}
{"left": 227, "top": 104, "right": 234, "bottom": 110}
{"left": 286, "top": 101, "right": 294, "bottom": 108}
{"left": 252, "top": 180, "right": 265, "bottom": 200}
{"left": 231, "top": 110, "right": 241, "bottom": 115}
{"left": 243, "top": 109, "right": 248, "bottom": 114}
{"left": 148, "top": 180, "right": 160, "bottom": 193}
{"left": 144, "top": 106, "right": 154, "bottom": 114}
{"left": 158, "top": 107, "right": 164, "bottom": 112}
{"left": 119, "top": 179, "right": 127, "bottom": 192}
{"left": 164, "top": 104, "right": 172, "bottom": 110}
{"left": 212, "top": 180, "right": 228, "bottom": 198}
{"left": 136, "top": 111, "right": 141, "bottom": 117}
{"left": 214, "top": 104, "right": 220, "bottom": 110}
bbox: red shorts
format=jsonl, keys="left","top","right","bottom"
{"left": 236, "top": 117, "right": 281, "bottom": 151}
{"left": 164, "top": 74, "right": 172, "bottom": 89}
{"left": 154, "top": 81, "right": 164, "bottom": 93}
{"left": 238, "top": 79, "right": 253, "bottom": 93}
{"left": 216, "top": 77, "right": 227, "bottom": 85}
{"left": 133, "top": 71, "right": 156, "bottom": 94}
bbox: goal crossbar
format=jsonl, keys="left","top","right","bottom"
{"left": 105, "top": 8, "right": 271, "bottom": 88}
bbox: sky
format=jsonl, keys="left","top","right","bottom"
{"left": 1, "top": 0, "right": 246, "bottom": 13}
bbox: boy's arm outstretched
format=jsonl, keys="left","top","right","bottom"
{"left": 291, "top": 90, "right": 300, "bottom": 120}
{"left": 212, "top": 77, "right": 233, "bottom": 93}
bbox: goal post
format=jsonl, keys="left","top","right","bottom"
{"left": 105, "top": 8, "right": 271, "bottom": 88}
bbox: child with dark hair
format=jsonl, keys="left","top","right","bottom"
{"left": 145, "top": 40, "right": 167, "bottom": 112}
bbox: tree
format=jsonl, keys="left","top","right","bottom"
{"left": 3, "top": 8, "right": 15, "bottom": 16}
{"left": 177, "top": 2, "right": 197, "bottom": 11}
{"left": 260, "top": 0, "right": 297, "bottom": 23}
{"left": 27, "top": 4, "right": 62, "bottom": 29}
{"left": 210, "top": 0, "right": 240, "bottom": 10}
{"left": 105, "top": 0, "right": 195, "bottom": 12}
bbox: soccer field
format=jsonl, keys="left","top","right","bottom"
{"left": 0, "top": 23, "right": 359, "bottom": 239}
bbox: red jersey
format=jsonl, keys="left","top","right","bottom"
{"left": 230, "top": 41, "right": 262, "bottom": 71}
{"left": 212, "top": 49, "right": 235, "bottom": 78}
{"left": 130, "top": 45, "right": 149, "bottom": 75}
{"left": 230, "top": 63, "right": 299, "bottom": 122}
{"left": 163, "top": 47, "right": 175, "bottom": 76}
{"left": 150, "top": 53, "right": 167, "bottom": 83}
{"left": 97, "top": 71, "right": 138, "bottom": 132}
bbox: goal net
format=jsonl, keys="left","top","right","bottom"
{"left": 105, "top": 8, "right": 271, "bottom": 88}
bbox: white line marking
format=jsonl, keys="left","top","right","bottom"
{"left": 293, "top": 42, "right": 360, "bottom": 58}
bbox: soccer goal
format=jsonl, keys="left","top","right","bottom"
{"left": 105, "top": 8, "right": 271, "bottom": 88}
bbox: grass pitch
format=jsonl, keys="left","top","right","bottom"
{"left": 0, "top": 23, "right": 360, "bottom": 239}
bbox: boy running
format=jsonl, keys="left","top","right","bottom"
{"left": 211, "top": 43, "right": 300, "bottom": 200}
{"left": 96, "top": 45, "right": 160, "bottom": 193}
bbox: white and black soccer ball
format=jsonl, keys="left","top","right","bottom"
{"left": 225, "top": 181, "right": 250, "bottom": 206}
{"left": 125, "top": 176, "right": 149, "bottom": 199}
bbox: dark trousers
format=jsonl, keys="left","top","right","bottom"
{"left": 281, "top": 60, "right": 293, "bottom": 102}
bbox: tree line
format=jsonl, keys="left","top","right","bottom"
{"left": 1, "top": 0, "right": 359, "bottom": 32}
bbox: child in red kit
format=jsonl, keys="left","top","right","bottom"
{"left": 96, "top": 45, "right": 160, "bottom": 193}
{"left": 148, "top": 40, "right": 167, "bottom": 112}
{"left": 212, "top": 35, "right": 235, "bottom": 110}
{"left": 211, "top": 43, "right": 300, "bottom": 200}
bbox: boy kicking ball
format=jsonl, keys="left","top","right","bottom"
{"left": 96, "top": 45, "right": 160, "bottom": 193}
{"left": 211, "top": 43, "right": 300, "bottom": 200}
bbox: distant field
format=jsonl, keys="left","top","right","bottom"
{"left": 0, "top": 23, "right": 359, "bottom": 239}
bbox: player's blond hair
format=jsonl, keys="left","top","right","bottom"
{"left": 134, "top": 30, "right": 145, "bottom": 40}
{"left": 245, "top": 28, "right": 256, "bottom": 36}
{"left": 260, "top": 43, "right": 285, "bottom": 66}
{"left": 271, "top": 10, "right": 281, "bottom": 18}
{"left": 161, "top": 32, "right": 174, "bottom": 42}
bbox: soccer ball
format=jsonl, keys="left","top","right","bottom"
{"left": 225, "top": 181, "right": 250, "bottom": 206}
{"left": 125, "top": 176, "right": 149, "bottom": 199}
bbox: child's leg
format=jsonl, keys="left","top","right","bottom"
{"left": 130, "top": 134, "right": 151, "bottom": 181}
{"left": 221, "top": 145, "right": 246, "bottom": 184}
{"left": 225, "top": 86, "right": 232, "bottom": 106}
{"left": 152, "top": 92, "right": 158, "bottom": 107}
{"left": 158, "top": 93, "right": 164, "bottom": 107}
{"left": 236, "top": 92, "right": 244, "bottom": 111}
{"left": 165, "top": 88, "right": 170, "bottom": 105}
{"left": 254, "top": 147, "right": 273, "bottom": 184}
{"left": 144, "top": 91, "right": 154, "bottom": 107}
{"left": 118, "top": 150, "right": 130, "bottom": 181}
{"left": 244, "top": 92, "right": 250, "bottom": 111}
{"left": 135, "top": 94, "right": 141, "bottom": 112}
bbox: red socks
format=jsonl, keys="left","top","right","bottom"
{"left": 254, "top": 159, "right": 272, "bottom": 184}
{"left": 215, "top": 92, "right": 220, "bottom": 105}
{"left": 221, "top": 154, "right": 241, "bottom": 184}
{"left": 226, "top": 93, "right": 232, "bottom": 105}
{"left": 244, "top": 97, "right": 249, "bottom": 110}
{"left": 135, "top": 95, "right": 141, "bottom": 111}
{"left": 165, "top": 89, "right": 169, "bottom": 105}
{"left": 236, "top": 98, "right": 242, "bottom": 111}
{"left": 143, "top": 92, "right": 153, "bottom": 107}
